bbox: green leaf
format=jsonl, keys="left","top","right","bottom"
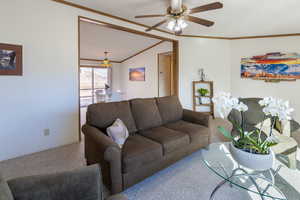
{"left": 217, "top": 126, "right": 232, "bottom": 139}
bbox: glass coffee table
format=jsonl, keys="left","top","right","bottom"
{"left": 202, "top": 143, "right": 299, "bottom": 200}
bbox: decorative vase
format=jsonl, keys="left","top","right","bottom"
{"left": 229, "top": 142, "right": 275, "bottom": 171}
{"left": 198, "top": 97, "right": 203, "bottom": 104}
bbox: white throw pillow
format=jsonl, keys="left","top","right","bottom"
{"left": 106, "top": 118, "right": 129, "bottom": 148}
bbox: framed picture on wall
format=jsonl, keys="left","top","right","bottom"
{"left": 129, "top": 67, "right": 145, "bottom": 81}
{"left": 241, "top": 52, "right": 300, "bottom": 82}
{"left": 0, "top": 43, "right": 23, "bottom": 76}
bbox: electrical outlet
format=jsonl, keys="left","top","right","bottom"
{"left": 44, "top": 129, "right": 50, "bottom": 136}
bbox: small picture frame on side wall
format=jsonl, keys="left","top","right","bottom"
{"left": 0, "top": 43, "right": 23, "bottom": 76}
{"left": 129, "top": 67, "right": 145, "bottom": 81}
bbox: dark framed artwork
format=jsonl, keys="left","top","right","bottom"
{"left": 129, "top": 67, "right": 145, "bottom": 81}
{"left": 0, "top": 43, "right": 23, "bottom": 76}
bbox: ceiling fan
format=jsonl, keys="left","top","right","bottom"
{"left": 135, "top": 0, "right": 223, "bottom": 34}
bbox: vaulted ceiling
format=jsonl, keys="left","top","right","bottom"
{"left": 65, "top": 0, "right": 300, "bottom": 37}
{"left": 80, "top": 20, "right": 169, "bottom": 61}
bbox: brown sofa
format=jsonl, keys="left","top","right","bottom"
{"left": 82, "top": 96, "right": 211, "bottom": 194}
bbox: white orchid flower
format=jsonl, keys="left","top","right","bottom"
{"left": 213, "top": 92, "right": 248, "bottom": 119}
{"left": 235, "top": 102, "right": 248, "bottom": 112}
{"left": 260, "top": 97, "right": 294, "bottom": 121}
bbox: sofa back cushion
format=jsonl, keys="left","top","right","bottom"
{"left": 0, "top": 173, "right": 14, "bottom": 200}
{"left": 156, "top": 96, "right": 183, "bottom": 123}
{"left": 87, "top": 101, "right": 137, "bottom": 133}
{"left": 130, "top": 98, "right": 163, "bottom": 130}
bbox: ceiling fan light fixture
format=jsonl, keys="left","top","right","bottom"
{"left": 100, "top": 51, "right": 112, "bottom": 67}
{"left": 167, "top": 18, "right": 187, "bottom": 33}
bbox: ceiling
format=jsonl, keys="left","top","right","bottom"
{"left": 67, "top": 0, "right": 300, "bottom": 37}
{"left": 80, "top": 20, "right": 164, "bottom": 61}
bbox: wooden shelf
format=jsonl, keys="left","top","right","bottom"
{"left": 195, "top": 95, "right": 213, "bottom": 98}
{"left": 196, "top": 104, "right": 212, "bottom": 107}
{"left": 193, "top": 81, "right": 214, "bottom": 118}
{"left": 193, "top": 81, "right": 213, "bottom": 84}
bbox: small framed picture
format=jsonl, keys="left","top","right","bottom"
{"left": 129, "top": 67, "right": 145, "bottom": 81}
{"left": 0, "top": 43, "right": 23, "bottom": 76}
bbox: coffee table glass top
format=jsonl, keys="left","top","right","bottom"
{"left": 202, "top": 143, "right": 300, "bottom": 200}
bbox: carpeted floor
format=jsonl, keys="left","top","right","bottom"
{"left": 1, "top": 119, "right": 299, "bottom": 200}
{"left": 2, "top": 142, "right": 298, "bottom": 199}
{"left": 123, "top": 144, "right": 300, "bottom": 200}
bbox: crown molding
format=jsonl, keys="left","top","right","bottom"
{"left": 181, "top": 33, "right": 300, "bottom": 40}
{"left": 229, "top": 33, "right": 300, "bottom": 40}
{"left": 80, "top": 58, "right": 122, "bottom": 63}
{"left": 121, "top": 41, "right": 165, "bottom": 63}
{"left": 180, "top": 34, "right": 230, "bottom": 40}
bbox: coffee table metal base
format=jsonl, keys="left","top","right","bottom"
{"left": 209, "top": 165, "right": 287, "bottom": 200}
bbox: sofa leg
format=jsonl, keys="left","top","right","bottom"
{"left": 287, "top": 152, "right": 297, "bottom": 169}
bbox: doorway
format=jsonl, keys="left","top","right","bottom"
{"left": 78, "top": 16, "right": 179, "bottom": 141}
{"left": 158, "top": 52, "right": 174, "bottom": 97}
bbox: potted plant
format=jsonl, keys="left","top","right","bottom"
{"left": 212, "top": 93, "right": 294, "bottom": 171}
{"left": 197, "top": 88, "right": 209, "bottom": 104}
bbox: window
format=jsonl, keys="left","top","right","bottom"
{"left": 80, "top": 67, "right": 110, "bottom": 107}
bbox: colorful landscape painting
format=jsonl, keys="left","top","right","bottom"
{"left": 129, "top": 67, "right": 145, "bottom": 81}
{"left": 241, "top": 52, "right": 300, "bottom": 79}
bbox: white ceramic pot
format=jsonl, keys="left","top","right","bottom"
{"left": 229, "top": 143, "right": 275, "bottom": 171}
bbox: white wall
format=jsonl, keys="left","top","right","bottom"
{"left": 230, "top": 37, "right": 300, "bottom": 122}
{"left": 179, "top": 37, "right": 231, "bottom": 110}
{"left": 0, "top": 0, "right": 174, "bottom": 161}
{"left": 121, "top": 42, "right": 172, "bottom": 100}
{"left": 111, "top": 63, "right": 122, "bottom": 92}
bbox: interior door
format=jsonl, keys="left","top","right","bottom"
{"left": 158, "top": 53, "right": 172, "bottom": 97}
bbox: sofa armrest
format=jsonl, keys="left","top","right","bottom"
{"left": 82, "top": 124, "right": 123, "bottom": 194}
{"left": 82, "top": 124, "right": 120, "bottom": 157}
{"left": 7, "top": 165, "right": 102, "bottom": 200}
{"left": 106, "top": 194, "right": 128, "bottom": 200}
{"left": 183, "top": 109, "right": 210, "bottom": 128}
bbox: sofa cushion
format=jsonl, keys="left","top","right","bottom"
{"left": 87, "top": 101, "right": 137, "bottom": 133}
{"left": 122, "top": 135, "right": 163, "bottom": 173}
{"left": 156, "top": 96, "right": 183, "bottom": 123}
{"left": 140, "top": 127, "right": 190, "bottom": 155}
{"left": 164, "top": 120, "right": 210, "bottom": 144}
{"left": 0, "top": 173, "right": 14, "bottom": 200}
{"left": 130, "top": 98, "right": 163, "bottom": 130}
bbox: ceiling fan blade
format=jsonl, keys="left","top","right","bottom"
{"left": 189, "top": 2, "right": 223, "bottom": 14}
{"left": 185, "top": 15, "right": 214, "bottom": 27}
{"left": 135, "top": 14, "right": 166, "bottom": 18}
{"left": 146, "top": 19, "right": 168, "bottom": 32}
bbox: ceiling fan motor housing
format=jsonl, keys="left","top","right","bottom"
{"left": 167, "top": 5, "right": 188, "bottom": 17}
{"left": 171, "top": 0, "right": 183, "bottom": 13}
